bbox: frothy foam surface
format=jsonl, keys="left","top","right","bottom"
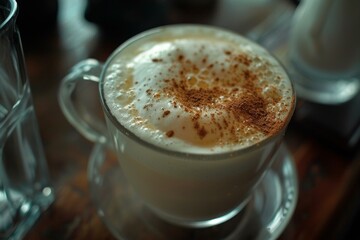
{"left": 103, "top": 26, "right": 294, "bottom": 153}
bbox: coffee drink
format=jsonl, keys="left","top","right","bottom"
{"left": 101, "top": 25, "right": 294, "bottom": 226}
{"left": 104, "top": 25, "right": 293, "bottom": 153}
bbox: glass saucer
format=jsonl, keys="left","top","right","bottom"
{"left": 88, "top": 143, "right": 298, "bottom": 240}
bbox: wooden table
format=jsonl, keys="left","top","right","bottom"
{"left": 19, "top": 0, "right": 360, "bottom": 239}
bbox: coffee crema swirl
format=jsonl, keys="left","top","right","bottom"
{"left": 103, "top": 26, "right": 294, "bottom": 153}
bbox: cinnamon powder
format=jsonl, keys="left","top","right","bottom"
{"left": 160, "top": 48, "right": 286, "bottom": 141}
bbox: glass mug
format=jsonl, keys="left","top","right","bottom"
{"left": 59, "top": 25, "right": 295, "bottom": 228}
{"left": 1, "top": 0, "right": 54, "bottom": 238}
{"left": 288, "top": 0, "right": 360, "bottom": 104}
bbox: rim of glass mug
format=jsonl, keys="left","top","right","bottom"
{"left": 0, "top": 0, "right": 16, "bottom": 32}
{"left": 98, "top": 24, "right": 296, "bottom": 160}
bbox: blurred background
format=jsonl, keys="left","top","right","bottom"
{"left": 10, "top": 0, "right": 360, "bottom": 239}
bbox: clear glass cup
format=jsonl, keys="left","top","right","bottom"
{"left": 287, "top": 0, "right": 360, "bottom": 104}
{"left": 58, "top": 25, "right": 295, "bottom": 228}
{"left": 0, "top": 0, "right": 55, "bottom": 239}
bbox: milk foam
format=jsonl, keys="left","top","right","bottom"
{"left": 103, "top": 26, "right": 294, "bottom": 153}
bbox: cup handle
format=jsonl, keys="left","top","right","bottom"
{"left": 58, "top": 59, "right": 107, "bottom": 144}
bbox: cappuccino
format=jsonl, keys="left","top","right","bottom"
{"left": 101, "top": 25, "right": 294, "bottom": 226}
{"left": 103, "top": 26, "right": 294, "bottom": 154}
